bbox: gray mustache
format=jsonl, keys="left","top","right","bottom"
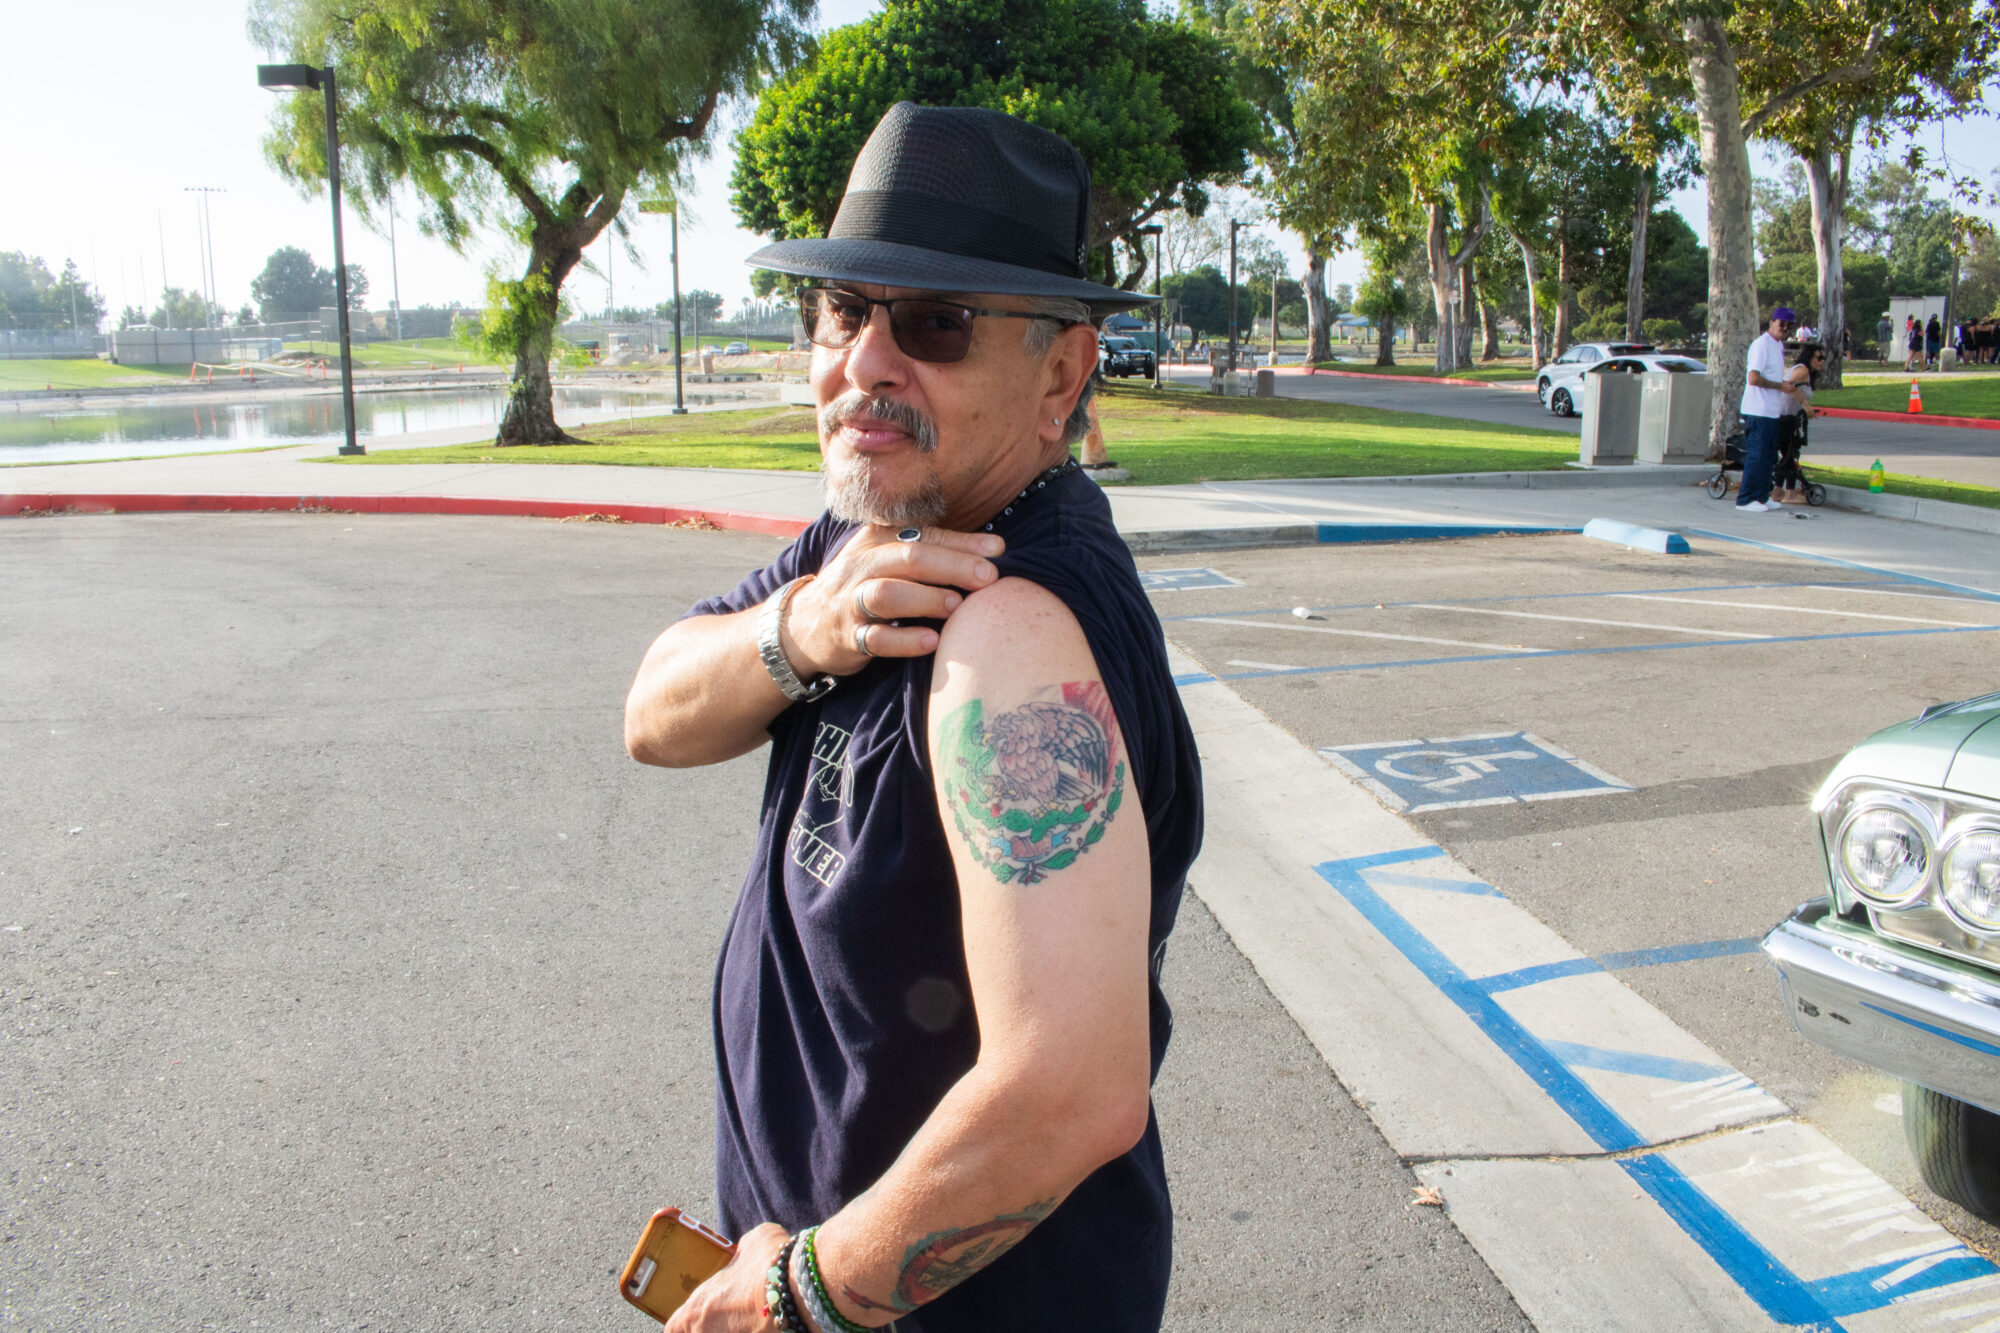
{"left": 819, "top": 392, "right": 939, "bottom": 452}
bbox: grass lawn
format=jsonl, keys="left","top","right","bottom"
{"left": 1815, "top": 377, "right": 2000, "bottom": 418}
{"left": 1804, "top": 465, "right": 2000, "bottom": 512}
{"left": 0, "top": 359, "right": 188, "bottom": 391}
{"left": 322, "top": 383, "right": 1579, "bottom": 484}
{"left": 1308, "top": 360, "right": 1537, "bottom": 383}
{"left": 283, "top": 339, "right": 505, "bottom": 368}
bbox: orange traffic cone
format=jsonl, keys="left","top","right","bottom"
{"left": 189, "top": 362, "right": 199, "bottom": 381}
{"left": 1908, "top": 379, "right": 1924, "bottom": 414}
{"left": 205, "top": 366, "right": 213, "bottom": 384}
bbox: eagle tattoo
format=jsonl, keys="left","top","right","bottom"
{"left": 941, "top": 681, "right": 1126, "bottom": 885}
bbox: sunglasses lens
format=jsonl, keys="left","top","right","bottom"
{"left": 890, "top": 303, "right": 975, "bottom": 363}
{"left": 803, "top": 289, "right": 869, "bottom": 347}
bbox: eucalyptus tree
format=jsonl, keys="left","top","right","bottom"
{"left": 255, "top": 0, "right": 812, "bottom": 445}
{"left": 729, "top": 0, "right": 1259, "bottom": 293}
{"left": 1747, "top": 0, "right": 1999, "bottom": 385}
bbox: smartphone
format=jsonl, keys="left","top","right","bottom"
{"left": 618, "top": 1207, "right": 737, "bottom": 1321}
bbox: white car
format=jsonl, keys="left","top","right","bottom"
{"left": 1539, "top": 346, "right": 1706, "bottom": 416}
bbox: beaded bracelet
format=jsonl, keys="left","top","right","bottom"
{"left": 764, "top": 1234, "right": 803, "bottom": 1331}
{"left": 792, "top": 1226, "right": 875, "bottom": 1333}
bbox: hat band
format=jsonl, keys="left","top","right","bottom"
{"left": 828, "top": 191, "right": 1082, "bottom": 283}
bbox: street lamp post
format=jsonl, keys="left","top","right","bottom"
{"left": 1138, "top": 224, "right": 1163, "bottom": 390}
{"left": 637, "top": 199, "right": 685, "bottom": 414}
{"left": 257, "top": 63, "right": 362, "bottom": 455}
{"left": 1227, "top": 220, "right": 1240, "bottom": 375}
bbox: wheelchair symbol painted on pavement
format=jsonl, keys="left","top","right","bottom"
{"left": 1320, "top": 732, "right": 1632, "bottom": 814}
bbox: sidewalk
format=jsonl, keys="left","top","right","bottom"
{"left": 6, "top": 415, "right": 2000, "bottom": 600}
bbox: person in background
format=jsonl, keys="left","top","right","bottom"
{"left": 1737, "top": 306, "right": 1801, "bottom": 514}
{"left": 1772, "top": 342, "right": 1825, "bottom": 504}
{"left": 1907, "top": 316, "right": 1924, "bottom": 372}
{"left": 1926, "top": 314, "right": 1943, "bottom": 370}
{"left": 1877, "top": 313, "right": 1893, "bottom": 363}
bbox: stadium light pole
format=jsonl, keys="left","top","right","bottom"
{"left": 257, "top": 62, "right": 363, "bottom": 455}
{"left": 1227, "top": 220, "right": 1241, "bottom": 374}
{"left": 637, "top": 199, "right": 686, "bottom": 413}
{"left": 1138, "top": 224, "right": 1163, "bottom": 389}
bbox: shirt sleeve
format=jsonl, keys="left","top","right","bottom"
{"left": 681, "top": 516, "right": 851, "bottom": 621}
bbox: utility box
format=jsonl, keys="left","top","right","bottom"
{"left": 1255, "top": 369, "right": 1275, "bottom": 398}
{"left": 1636, "top": 371, "right": 1712, "bottom": 464}
{"left": 1579, "top": 372, "right": 1643, "bottom": 465}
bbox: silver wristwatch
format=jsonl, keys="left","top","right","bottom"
{"left": 758, "top": 576, "right": 835, "bottom": 703}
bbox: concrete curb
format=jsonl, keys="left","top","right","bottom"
{"left": 1243, "top": 465, "right": 1714, "bottom": 490}
{"left": 1815, "top": 482, "right": 2000, "bottom": 536}
{"left": 1818, "top": 406, "right": 2000, "bottom": 431}
{"left": 1124, "top": 522, "right": 1581, "bottom": 554}
{"left": 0, "top": 491, "right": 812, "bottom": 537}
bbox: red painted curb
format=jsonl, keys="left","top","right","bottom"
{"left": 0, "top": 492, "right": 812, "bottom": 536}
{"left": 1291, "top": 366, "right": 1538, "bottom": 392}
{"left": 1816, "top": 406, "right": 2000, "bottom": 431}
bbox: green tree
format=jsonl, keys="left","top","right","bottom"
{"left": 0, "top": 253, "right": 105, "bottom": 331}
{"left": 729, "top": 0, "right": 1259, "bottom": 290}
{"left": 250, "top": 245, "right": 367, "bottom": 320}
{"left": 1354, "top": 238, "right": 1412, "bottom": 366}
{"left": 1160, "top": 264, "right": 1232, "bottom": 339}
{"left": 148, "top": 287, "right": 221, "bottom": 330}
{"left": 255, "top": 0, "right": 812, "bottom": 445}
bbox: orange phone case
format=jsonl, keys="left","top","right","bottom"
{"left": 618, "top": 1207, "right": 737, "bottom": 1321}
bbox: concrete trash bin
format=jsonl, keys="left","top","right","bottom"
{"left": 1255, "top": 368, "right": 1275, "bottom": 397}
{"left": 1636, "top": 371, "right": 1712, "bottom": 464}
{"left": 1578, "top": 372, "right": 1643, "bottom": 465}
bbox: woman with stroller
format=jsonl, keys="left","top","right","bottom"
{"left": 1906, "top": 316, "right": 1924, "bottom": 371}
{"left": 1773, "top": 342, "right": 1825, "bottom": 505}
{"left": 1926, "top": 315, "right": 1943, "bottom": 370}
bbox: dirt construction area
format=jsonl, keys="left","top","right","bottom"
{"left": 1142, "top": 532, "right": 2000, "bottom": 1247}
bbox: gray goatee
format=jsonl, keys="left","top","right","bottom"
{"left": 819, "top": 391, "right": 947, "bottom": 527}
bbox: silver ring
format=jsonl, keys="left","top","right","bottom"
{"left": 853, "top": 622, "right": 875, "bottom": 657}
{"left": 854, "top": 583, "right": 884, "bottom": 623}
{"left": 896, "top": 527, "right": 922, "bottom": 543}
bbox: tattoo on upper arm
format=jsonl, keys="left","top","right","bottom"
{"left": 841, "top": 1199, "right": 1058, "bottom": 1314}
{"left": 938, "top": 681, "right": 1125, "bottom": 885}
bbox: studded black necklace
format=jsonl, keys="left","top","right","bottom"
{"left": 980, "top": 457, "right": 1081, "bottom": 533}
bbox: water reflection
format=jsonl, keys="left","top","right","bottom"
{"left": 1, "top": 386, "right": 753, "bottom": 465}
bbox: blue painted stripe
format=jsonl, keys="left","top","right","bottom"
{"left": 1208, "top": 622, "right": 2000, "bottom": 683}
{"left": 1618, "top": 1153, "right": 1845, "bottom": 1330}
{"left": 1320, "top": 849, "right": 1852, "bottom": 1328}
{"left": 1153, "top": 578, "right": 1908, "bottom": 624}
{"left": 1859, "top": 1002, "right": 2000, "bottom": 1059}
{"left": 1364, "top": 869, "right": 1506, "bottom": 897}
{"left": 1314, "top": 522, "right": 1580, "bottom": 544}
{"left": 1541, "top": 1039, "right": 1732, "bottom": 1083}
{"left": 1171, "top": 671, "right": 1217, "bottom": 686}
{"left": 1315, "top": 852, "right": 1646, "bottom": 1153}
{"left": 1686, "top": 530, "right": 2000, "bottom": 604}
{"left": 1476, "top": 938, "right": 1764, "bottom": 994}
{"left": 1598, "top": 938, "right": 1763, "bottom": 970}
{"left": 1811, "top": 1250, "right": 1997, "bottom": 1315}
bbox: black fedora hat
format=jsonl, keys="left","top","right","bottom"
{"left": 746, "top": 102, "right": 1157, "bottom": 314}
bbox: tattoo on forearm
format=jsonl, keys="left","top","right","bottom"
{"left": 842, "top": 1199, "right": 1058, "bottom": 1314}
{"left": 939, "top": 682, "right": 1125, "bottom": 885}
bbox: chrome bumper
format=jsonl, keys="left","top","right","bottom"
{"left": 1763, "top": 900, "right": 2000, "bottom": 1116}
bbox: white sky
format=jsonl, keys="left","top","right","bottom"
{"left": 1, "top": 0, "right": 1992, "bottom": 323}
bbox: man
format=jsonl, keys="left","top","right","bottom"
{"left": 1876, "top": 313, "right": 1892, "bottom": 363}
{"left": 1737, "top": 306, "right": 1800, "bottom": 513}
{"left": 624, "top": 103, "right": 1203, "bottom": 1332}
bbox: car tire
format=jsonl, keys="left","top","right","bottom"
{"left": 1537, "top": 377, "right": 1550, "bottom": 398}
{"left": 1552, "top": 387, "right": 1573, "bottom": 417}
{"left": 1903, "top": 1081, "right": 2000, "bottom": 1223}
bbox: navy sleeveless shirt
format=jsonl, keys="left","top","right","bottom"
{"left": 683, "top": 462, "right": 1203, "bottom": 1331}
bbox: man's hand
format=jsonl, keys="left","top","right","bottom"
{"left": 782, "top": 526, "right": 1004, "bottom": 678}
{"left": 664, "top": 1222, "right": 790, "bottom": 1333}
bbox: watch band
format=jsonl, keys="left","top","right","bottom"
{"left": 759, "top": 577, "right": 836, "bottom": 703}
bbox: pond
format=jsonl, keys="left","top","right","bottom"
{"left": 0, "top": 384, "right": 768, "bottom": 466}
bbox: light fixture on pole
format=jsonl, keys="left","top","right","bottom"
{"left": 1138, "top": 224, "right": 1163, "bottom": 390}
{"left": 637, "top": 199, "right": 685, "bottom": 414}
{"left": 258, "top": 63, "right": 362, "bottom": 455}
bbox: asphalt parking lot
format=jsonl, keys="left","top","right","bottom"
{"left": 1141, "top": 532, "right": 2000, "bottom": 1247}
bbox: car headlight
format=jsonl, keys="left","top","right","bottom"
{"left": 1941, "top": 824, "right": 2000, "bottom": 934}
{"left": 1836, "top": 797, "right": 1934, "bottom": 907}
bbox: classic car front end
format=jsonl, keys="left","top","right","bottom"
{"left": 1765, "top": 691, "right": 2000, "bottom": 1218}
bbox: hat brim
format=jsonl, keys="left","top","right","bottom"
{"left": 748, "top": 237, "right": 1159, "bottom": 315}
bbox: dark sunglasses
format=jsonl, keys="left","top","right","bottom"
{"left": 799, "top": 286, "right": 1072, "bottom": 364}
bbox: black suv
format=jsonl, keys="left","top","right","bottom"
{"left": 1098, "top": 336, "right": 1156, "bottom": 378}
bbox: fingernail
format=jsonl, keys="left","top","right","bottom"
{"left": 943, "top": 592, "right": 962, "bottom": 612}
{"left": 980, "top": 536, "right": 1005, "bottom": 554}
{"left": 974, "top": 561, "right": 995, "bottom": 582}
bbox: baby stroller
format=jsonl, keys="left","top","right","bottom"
{"left": 1704, "top": 414, "right": 1827, "bottom": 505}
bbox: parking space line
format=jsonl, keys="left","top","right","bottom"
{"left": 1539, "top": 1039, "right": 1731, "bottom": 1083}
{"left": 1475, "top": 939, "right": 1763, "bottom": 995}
{"left": 1809, "top": 584, "right": 2000, "bottom": 607}
{"left": 1405, "top": 602, "right": 1773, "bottom": 639}
{"left": 1154, "top": 579, "right": 1906, "bottom": 625}
{"left": 1687, "top": 530, "right": 2000, "bottom": 603}
{"left": 1223, "top": 659, "right": 1299, "bottom": 672}
{"left": 1185, "top": 615, "right": 1545, "bottom": 654}
{"left": 1613, "top": 593, "right": 1987, "bottom": 627}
